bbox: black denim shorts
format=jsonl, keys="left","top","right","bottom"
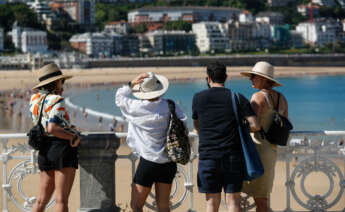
{"left": 133, "top": 157, "right": 177, "bottom": 188}
{"left": 197, "top": 152, "right": 244, "bottom": 193}
{"left": 38, "top": 138, "right": 78, "bottom": 171}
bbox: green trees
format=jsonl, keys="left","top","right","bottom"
{"left": 163, "top": 21, "right": 192, "bottom": 32}
{"left": 0, "top": 3, "right": 43, "bottom": 32}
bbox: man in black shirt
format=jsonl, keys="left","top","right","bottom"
{"left": 192, "top": 62, "right": 260, "bottom": 212}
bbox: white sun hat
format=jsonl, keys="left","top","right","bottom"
{"left": 132, "top": 72, "right": 169, "bottom": 100}
{"left": 240, "top": 61, "right": 282, "bottom": 87}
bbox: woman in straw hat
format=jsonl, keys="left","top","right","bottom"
{"left": 115, "top": 72, "right": 187, "bottom": 212}
{"left": 29, "top": 63, "right": 80, "bottom": 212}
{"left": 240, "top": 61, "right": 289, "bottom": 212}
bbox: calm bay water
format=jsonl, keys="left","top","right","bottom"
{"left": 68, "top": 75, "right": 345, "bottom": 131}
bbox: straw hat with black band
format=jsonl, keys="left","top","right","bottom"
{"left": 240, "top": 61, "right": 282, "bottom": 87}
{"left": 32, "top": 63, "right": 72, "bottom": 90}
{"left": 131, "top": 72, "right": 169, "bottom": 100}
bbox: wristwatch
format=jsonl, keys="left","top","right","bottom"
{"left": 128, "top": 81, "right": 132, "bottom": 87}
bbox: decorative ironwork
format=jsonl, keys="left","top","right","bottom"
{"left": 1, "top": 132, "right": 345, "bottom": 212}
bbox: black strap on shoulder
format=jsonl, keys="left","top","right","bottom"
{"left": 275, "top": 93, "right": 281, "bottom": 111}
{"left": 167, "top": 99, "right": 176, "bottom": 114}
{"left": 38, "top": 94, "right": 48, "bottom": 124}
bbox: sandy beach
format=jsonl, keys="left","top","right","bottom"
{"left": 1, "top": 66, "right": 345, "bottom": 91}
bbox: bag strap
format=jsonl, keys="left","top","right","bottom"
{"left": 231, "top": 92, "right": 240, "bottom": 126}
{"left": 167, "top": 99, "right": 176, "bottom": 115}
{"left": 37, "top": 94, "right": 48, "bottom": 125}
{"left": 275, "top": 93, "right": 281, "bottom": 111}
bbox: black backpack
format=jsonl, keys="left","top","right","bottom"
{"left": 166, "top": 99, "right": 191, "bottom": 165}
{"left": 27, "top": 94, "right": 48, "bottom": 150}
{"left": 264, "top": 93, "right": 293, "bottom": 146}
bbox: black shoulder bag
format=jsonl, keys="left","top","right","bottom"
{"left": 27, "top": 94, "right": 48, "bottom": 150}
{"left": 264, "top": 93, "right": 293, "bottom": 146}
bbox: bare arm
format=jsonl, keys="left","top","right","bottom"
{"left": 193, "top": 119, "right": 199, "bottom": 133}
{"left": 47, "top": 122, "right": 80, "bottom": 147}
{"left": 245, "top": 115, "right": 260, "bottom": 132}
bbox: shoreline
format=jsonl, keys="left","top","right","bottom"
{"left": 1, "top": 66, "right": 345, "bottom": 91}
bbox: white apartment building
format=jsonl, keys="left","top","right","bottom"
{"left": 11, "top": 23, "right": 48, "bottom": 53}
{"left": 21, "top": 30, "right": 48, "bottom": 53}
{"left": 192, "top": 22, "right": 229, "bottom": 53}
{"left": 128, "top": 7, "right": 241, "bottom": 24}
{"left": 69, "top": 32, "right": 114, "bottom": 57}
{"left": 104, "top": 21, "right": 130, "bottom": 34}
{"left": 239, "top": 11, "right": 254, "bottom": 23}
{"left": 0, "top": 28, "right": 4, "bottom": 51}
{"left": 256, "top": 12, "right": 285, "bottom": 25}
{"left": 296, "top": 20, "right": 338, "bottom": 46}
{"left": 27, "top": 0, "right": 52, "bottom": 20}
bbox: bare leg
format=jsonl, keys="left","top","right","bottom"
{"left": 54, "top": 167, "right": 76, "bottom": 212}
{"left": 32, "top": 170, "right": 55, "bottom": 212}
{"left": 225, "top": 192, "right": 241, "bottom": 212}
{"left": 155, "top": 183, "right": 172, "bottom": 212}
{"left": 254, "top": 197, "right": 269, "bottom": 212}
{"left": 205, "top": 193, "right": 221, "bottom": 212}
{"left": 130, "top": 183, "right": 151, "bottom": 212}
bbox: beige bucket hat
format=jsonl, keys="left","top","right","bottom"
{"left": 32, "top": 63, "right": 72, "bottom": 90}
{"left": 240, "top": 61, "right": 282, "bottom": 87}
{"left": 132, "top": 72, "right": 169, "bottom": 100}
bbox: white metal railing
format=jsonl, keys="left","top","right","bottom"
{"left": 1, "top": 131, "right": 345, "bottom": 212}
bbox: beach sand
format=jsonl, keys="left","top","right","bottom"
{"left": 1, "top": 66, "right": 345, "bottom": 211}
{"left": 1, "top": 66, "right": 345, "bottom": 91}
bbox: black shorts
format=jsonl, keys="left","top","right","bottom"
{"left": 38, "top": 138, "right": 78, "bottom": 171}
{"left": 197, "top": 152, "right": 244, "bottom": 193}
{"left": 133, "top": 157, "right": 177, "bottom": 188}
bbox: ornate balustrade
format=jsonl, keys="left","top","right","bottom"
{"left": 0, "top": 131, "right": 345, "bottom": 212}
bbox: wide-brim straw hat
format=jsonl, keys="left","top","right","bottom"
{"left": 132, "top": 72, "right": 169, "bottom": 100}
{"left": 32, "top": 63, "right": 72, "bottom": 90}
{"left": 240, "top": 61, "right": 282, "bottom": 87}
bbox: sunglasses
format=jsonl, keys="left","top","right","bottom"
{"left": 250, "top": 75, "right": 256, "bottom": 80}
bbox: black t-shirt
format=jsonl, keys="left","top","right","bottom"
{"left": 192, "top": 87, "right": 255, "bottom": 159}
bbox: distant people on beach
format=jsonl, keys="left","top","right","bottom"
{"left": 115, "top": 72, "right": 187, "bottom": 212}
{"left": 29, "top": 63, "right": 81, "bottom": 212}
{"left": 241, "top": 61, "right": 289, "bottom": 212}
{"left": 109, "top": 118, "right": 117, "bottom": 132}
{"left": 192, "top": 62, "right": 260, "bottom": 212}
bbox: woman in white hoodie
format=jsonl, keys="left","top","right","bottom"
{"left": 115, "top": 72, "right": 187, "bottom": 212}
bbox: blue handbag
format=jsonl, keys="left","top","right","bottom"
{"left": 231, "top": 92, "right": 264, "bottom": 181}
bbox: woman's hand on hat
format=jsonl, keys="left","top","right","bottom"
{"left": 131, "top": 73, "right": 149, "bottom": 87}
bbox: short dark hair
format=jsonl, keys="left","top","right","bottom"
{"left": 40, "top": 81, "right": 58, "bottom": 94}
{"left": 206, "top": 62, "right": 227, "bottom": 83}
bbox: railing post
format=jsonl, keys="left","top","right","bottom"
{"left": 78, "top": 133, "right": 120, "bottom": 212}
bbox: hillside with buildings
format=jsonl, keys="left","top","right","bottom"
{"left": 1, "top": 0, "right": 345, "bottom": 59}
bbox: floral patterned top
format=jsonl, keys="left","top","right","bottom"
{"left": 29, "top": 91, "right": 71, "bottom": 136}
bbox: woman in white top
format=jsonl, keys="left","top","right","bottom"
{"left": 115, "top": 72, "right": 187, "bottom": 212}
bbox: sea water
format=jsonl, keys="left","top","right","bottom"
{"left": 67, "top": 75, "right": 345, "bottom": 131}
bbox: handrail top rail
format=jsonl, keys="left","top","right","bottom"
{"left": 0, "top": 131, "right": 345, "bottom": 139}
